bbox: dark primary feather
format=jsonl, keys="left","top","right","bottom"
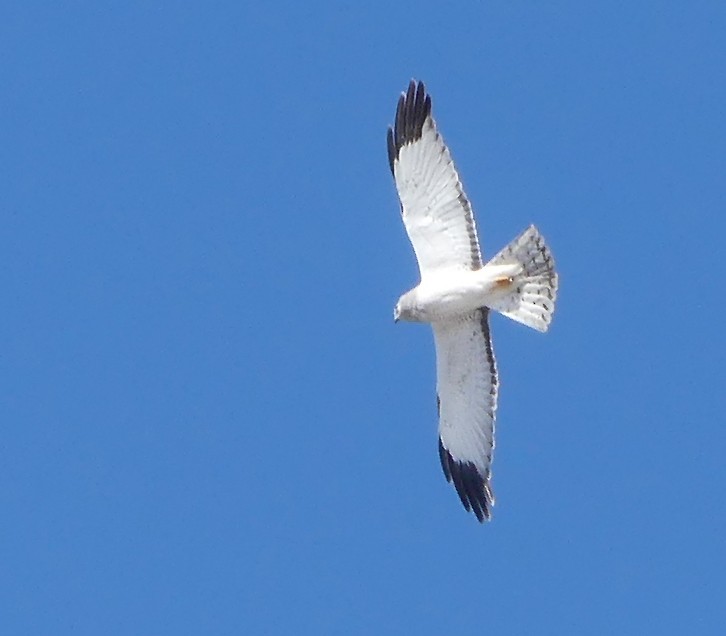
{"left": 386, "top": 80, "right": 431, "bottom": 175}
{"left": 438, "top": 439, "right": 492, "bottom": 523}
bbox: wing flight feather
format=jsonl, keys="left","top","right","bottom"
{"left": 388, "top": 81, "right": 482, "bottom": 278}
{"left": 433, "top": 309, "right": 498, "bottom": 522}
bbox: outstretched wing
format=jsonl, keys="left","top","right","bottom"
{"left": 433, "top": 309, "right": 498, "bottom": 522}
{"left": 387, "top": 80, "right": 482, "bottom": 278}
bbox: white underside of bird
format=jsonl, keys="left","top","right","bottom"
{"left": 387, "top": 80, "right": 558, "bottom": 523}
{"left": 403, "top": 265, "right": 521, "bottom": 321}
{"left": 394, "top": 224, "right": 556, "bottom": 332}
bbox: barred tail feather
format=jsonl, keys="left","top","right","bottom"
{"left": 485, "top": 225, "right": 558, "bottom": 332}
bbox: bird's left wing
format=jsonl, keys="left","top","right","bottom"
{"left": 433, "top": 309, "right": 498, "bottom": 522}
{"left": 387, "top": 80, "right": 482, "bottom": 278}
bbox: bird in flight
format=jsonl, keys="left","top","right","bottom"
{"left": 388, "top": 80, "right": 558, "bottom": 522}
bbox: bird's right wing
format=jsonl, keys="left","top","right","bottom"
{"left": 433, "top": 309, "right": 498, "bottom": 522}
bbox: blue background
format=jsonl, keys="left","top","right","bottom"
{"left": 2, "top": 2, "right": 725, "bottom": 634}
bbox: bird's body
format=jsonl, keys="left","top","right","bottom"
{"left": 388, "top": 80, "right": 558, "bottom": 522}
{"left": 396, "top": 263, "right": 521, "bottom": 323}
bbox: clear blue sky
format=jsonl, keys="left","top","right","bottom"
{"left": 2, "top": 3, "right": 725, "bottom": 634}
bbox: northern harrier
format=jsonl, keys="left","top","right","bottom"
{"left": 388, "top": 80, "right": 558, "bottom": 522}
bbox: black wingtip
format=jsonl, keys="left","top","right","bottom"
{"left": 438, "top": 438, "right": 493, "bottom": 523}
{"left": 386, "top": 127, "right": 396, "bottom": 176}
{"left": 387, "top": 79, "right": 432, "bottom": 175}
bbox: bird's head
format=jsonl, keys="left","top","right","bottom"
{"left": 394, "top": 290, "right": 419, "bottom": 323}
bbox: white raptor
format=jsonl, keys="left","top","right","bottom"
{"left": 388, "top": 80, "right": 558, "bottom": 522}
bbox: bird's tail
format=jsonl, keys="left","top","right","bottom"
{"left": 484, "top": 225, "right": 558, "bottom": 332}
